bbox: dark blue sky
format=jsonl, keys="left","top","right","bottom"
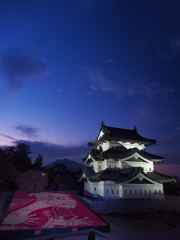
{"left": 0, "top": 0, "right": 180, "bottom": 176}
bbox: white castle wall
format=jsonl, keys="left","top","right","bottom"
{"left": 90, "top": 158, "right": 154, "bottom": 173}
{"left": 122, "top": 183, "right": 164, "bottom": 199}
{"left": 97, "top": 141, "right": 145, "bottom": 151}
{"left": 83, "top": 181, "right": 164, "bottom": 199}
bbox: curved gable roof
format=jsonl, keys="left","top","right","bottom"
{"left": 83, "top": 148, "right": 164, "bottom": 162}
{"left": 88, "top": 123, "right": 157, "bottom": 147}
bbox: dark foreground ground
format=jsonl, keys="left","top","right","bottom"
{"left": 98, "top": 212, "right": 180, "bottom": 240}
{"left": 62, "top": 212, "right": 180, "bottom": 240}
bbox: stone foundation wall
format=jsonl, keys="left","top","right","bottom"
{"left": 77, "top": 195, "right": 180, "bottom": 213}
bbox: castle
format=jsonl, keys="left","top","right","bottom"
{"left": 80, "top": 122, "right": 174, "bottom": 199}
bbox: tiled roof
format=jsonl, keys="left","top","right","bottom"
{"left": 83, "top": 166, "right": 96, "bottom": 181}
{"left": 97, "top": 169, "right": 125, "bottom": 181}
{"left": 83, "top": 167, "right": 139, "bottom": 182}
{"left": 82, "top": 167, "right": 175, "bottom": 183}
{"left": 82, "top": 149, "right": 101, "bottom": 163}
{"left": 83, "top": 148, "right": 164, "bottom": 162}
{"left": 138, "top": 151, "right": 164, "bottom": 161}
{"left": 88, "top": 124, "right": 157, "bottom": 146}
{"left": 146, "top": 171, "right": 175, "bottom": 182}
{"left": 120, "top": 168, "right": 143, "bottom": 182}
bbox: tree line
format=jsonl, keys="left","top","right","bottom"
{"left": 0, "top": 143, "right": 82, "bottom": 192}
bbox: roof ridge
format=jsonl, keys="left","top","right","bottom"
{"left": 105, "top": 125, "right": 135, "bottom": 132}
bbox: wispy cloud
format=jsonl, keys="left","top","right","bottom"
{"left": 158, "top": 33, "right": 180, "bottom": 59}
{"left": 83, "top": 66, "right": 174, "bottom": 101}
{"left": 127, "top": 80, "right": 174, "bottom": 101}
{"left": 57, "top": 88, "right": 62, "bottom": 93}
{"left": 0, "top": 133, "right": 15, "bottom": 140}
{"left": 106, "top": 59, "right": 113, "bottom": 64}
{"left": 124, "top": 79, "right": 175, "bottom": 126}
{"left": 169, "top": 34, "right": 180, "bottom": 56}
{"left": 14, "top": 124, "right": 39, "bottom": 138}
{"left": 133, "top": 97, "right": 180, "bottom": 130}
{"left": 82, "top": 66, "right": 176, "bottom": 127}
{"left": 0, "top": 48, "right": 51, "bottom": 90}
{"left": 84, "top": 66, "right": 120, "bottom": 93}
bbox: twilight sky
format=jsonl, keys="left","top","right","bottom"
{"left": 0, "top": 0, "right": 180, "bottom": 177}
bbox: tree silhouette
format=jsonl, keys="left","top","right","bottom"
{"left": 8, "top": 143, "right": 33, "bottom": 171}
{"left": 53, "top": 163, "right": 67, "bottom": 173}
{"left": 0, "top": 148, "right": 18, "bottom": 189}
{"left": 33, "top": 154, "right": 43, "bottom": 170}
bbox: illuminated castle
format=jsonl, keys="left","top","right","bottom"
{"left": 80, "top": 122, "right": 174, "bottom": 199}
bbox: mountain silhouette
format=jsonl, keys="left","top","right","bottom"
{"left": 44, "top": 158, "right": 84, "bottom": 171}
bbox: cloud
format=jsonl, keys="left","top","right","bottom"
{"left": 127, "top": 80, "right": 174, "bottom": 101}
{"left": 169, "top": 34, "right": 180, "bottom": 56}
{"left": 57, "top": 88, "right": 62, "bottom": 93}
{"left": 157, "top": 49, "right": 169, "bottom": 60}
{"left": 12, "top": 140, "right": 88, "bottom": 164}
{"left": 14, "top": 125, "right": 39, "bottom": 138}
{"left": 82, "top": 66, "right": 175, "bottom": 127}
{"left": 0, "top": 48, "right": 51, "bottom": 90}
{"left": 133, "top": 97, "right": 179, "bottom": 127}
{"left": 84, "top": 66, "right": 121, "bottom": 93}
{"left": 83, "top": 66, "right": 174, "bottom": 101}
{"left": 128, "top": 78, "right": 176, "bottom": 126}
{"left": 0, "top": 133, "right": 15, "bottom": 140}
{"left": 106, "top": 59, "right": 113, "bottom": 64}
{"left": 158, "top": 33, "right": 180, "bottom": 59}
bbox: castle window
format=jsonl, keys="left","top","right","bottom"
{"left": 99, "top": 166, "right": 101, "bottom": 169}
{"left": 117, "top": 190, "right": 119, "bottom": 194}
{"left": 112, "top": 190, "right": 113, "bottom": 194}
{"left": 149, "top": 190, "right": 151, "bottom": 194}
{"left": 125, "top": 190, "right": 127, "bottom": 194}
{"left": 140, "top": 190, "right": 141, "bottom": 194}
{"left": 107, "top": 190, "right": 108, "bottom": 194}
{"left": 94, "top": 187, "right": 96, "bottom": 191}
{"left": 135, "top": 190, "right": 137, "bottom": 194}
{"left": 130, "top": 190, "right": 132, "bottom": 194}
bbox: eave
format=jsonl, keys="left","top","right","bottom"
{"left": 88, "top": 137, "right": 156, "bottom": 147}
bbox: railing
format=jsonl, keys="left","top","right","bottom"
{"left": 78, "top": 195, "right": 180, "bottom": 213}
